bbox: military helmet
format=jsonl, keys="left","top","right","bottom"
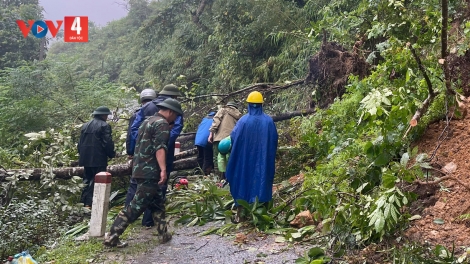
{"left": 159, "top": 84, "right": 181, "bottom": 96}
{"left": 157, "top": 98, "right": 184, "bottom": 116}
{"left": 226, "top": 101, "right": 238, "bottom": 109}
{"left": 92, "top": 106, "right": 112, "bottom": 115}
{"left": 140, "top": 89, "right": 156, "bottom": 101}
{"left": 246, "top": 91, "right": 264, "bottom": 103}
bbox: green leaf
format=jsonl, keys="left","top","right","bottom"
{"left": 400, "top": 153, "right": 410, "bottom": 167}
{"left": 275, "top": 236, "right": 286, "bottom": 243}
{"left": 187, "top": 217, "right": 199, "bottom": 227}
{"left": 433, "top": 218, "right": 445, "bottom": 225}
{"left": 402, "top": 196, "right": 408, "bottom": 205}
{"left": 237, "top": 199, "right": 250, "bottom": 210}
{"left": 390, "top": 206, "right": 399, "bottom": 222}
{"left": 291, "top": 232, "right": 302, "bottom": 239}
{"left": 295, "top": 257, "right": 310, "bottom": 264}
{"left": 408, "top": 215, "right": 421, "bottom": 221}
{"left": 416, "top": 153, "right": 428, "bottom": 163}
{"left": 382, "top": 171, "right": 397, "bottom": 189}
{"left": 356, "top": 183, "right": 368, "bottom": 193}
{"left": 307, "top": 247, "right": 325, "bottom": 258}
{"left": 411, "top": 146, "right": 419, "bottom": 157}
{"left": 376, "top": 196, "right": 386, "bottom": 208}
{"left": 374, "top": 153, "right": 390, "bottom": 166}
{"left": 374, "top": 213, "right": 385, "bottom": 232}
{"left": 419, "top": 163, "right": 433, "bottom": 169}
{"left": 384, "top": 203, "right": 391, "bottom": 218}
{"left": 368, "top": 209, "right": 380, "bottom": 226}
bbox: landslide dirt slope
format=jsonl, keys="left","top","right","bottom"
{"left": 405, "top": 115, "right": 470, "bottom": 249}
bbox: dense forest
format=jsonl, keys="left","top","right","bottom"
{"left": 1, "top": 0, "right": 470, "bottom": 262}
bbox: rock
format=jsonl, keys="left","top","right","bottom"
{"left": 290, "top": 210, "right": 315, "bottom": 228}
{"left": 288, "top": 173, "right": 304, "bottom": 185}
{"left": 235, "top": 233, "right": 248, "bottom": 244}
{"left": 434, "top": 201, "right": 446, "bottom": 210}
{"left": 443, "top": 162, "right": 457, "bottom": 174}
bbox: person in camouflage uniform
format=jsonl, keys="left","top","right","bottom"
{"left": 103, "top": 98, "right": 184, "bottom": 248}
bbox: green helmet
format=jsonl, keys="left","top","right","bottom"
{"left": 218, "top": 136, "right": 231, "bottom": 154}
{"left": 92, "top": 106, "right": 112, "bottom": 115}
{"left": 140, "top": 89, "right": 156, "bottom": 101}
{"left": 226, "top": 101, "right": 238, "bottom": 109}
{"left": 159, "top": 84, "right": 181, "bottom": 96}
{"left": 157, "top": 98, "right": 184, "bottom": 116}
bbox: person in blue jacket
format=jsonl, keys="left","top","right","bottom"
{"left": 126, "top": 84, "right": 183, "bottom": 227}
{"left": 194, "top": 111, "right": 215, "bottom": 175}
{"left": 225, "top": 91, "right": 278, "bottom": 222}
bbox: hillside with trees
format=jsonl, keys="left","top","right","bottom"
{"left": 2, "top": 0, "right": 470, "bottom": 262}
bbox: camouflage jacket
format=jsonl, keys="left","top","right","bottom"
{"left": 132, "top": 113, "right": 170, "bottom": 180}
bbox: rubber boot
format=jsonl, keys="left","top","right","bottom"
{"left": 152, "top": 210, "right": 172, "bottom": 243}
{"left": 103, "top": 211, "right": 130, "bottom": 248}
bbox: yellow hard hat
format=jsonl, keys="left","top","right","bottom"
{"left": 246, "top": 91, "right": 264, "bottom": 103}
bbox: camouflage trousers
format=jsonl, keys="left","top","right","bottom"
{"left": 108, "top": 179, "right": 168, "bottom": 238}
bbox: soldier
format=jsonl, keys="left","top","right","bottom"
{"left": 208, "top": 102, "right": 242, "bottom": 180}
{"left": 124, "top": 89, "right": 157, "bottom": 227}
{"left": 77, "top": 106, "right": 116, "bottom": 208}
{"left": 104, "top": 98, "right": 183, "bottom": 248}
{"left": 127, "top": 84, "right": 183, "bottom": 227}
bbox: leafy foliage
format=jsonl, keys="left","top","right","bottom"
{"left": 0, "top": 198, "right": 62, "bottom": 260}
{"left": 0, "top": 0, "right": 44, "bottom": 70}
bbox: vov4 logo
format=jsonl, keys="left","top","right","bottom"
{"left": 16, "top": 16, "right": 88, "bottom": 42}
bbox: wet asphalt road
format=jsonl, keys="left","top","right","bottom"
{"left": 131, "top": 223, "right": 307, "bottom": 264}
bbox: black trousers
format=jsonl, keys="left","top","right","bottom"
{"left": 197, "top": 144, "right": 214, "bottom": 175}
{"left": 81, "top": 166, "right": 107, "bottom": 206}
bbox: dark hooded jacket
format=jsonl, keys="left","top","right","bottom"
{"left": 78, "top": 117, "right": 116, "bottom": 167}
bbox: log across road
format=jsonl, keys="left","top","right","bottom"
{"left": 0, "top": 157, "right": 198, "bottom": 181}
{"left": 0, "top": 108, "right": 316, "bottom": 182}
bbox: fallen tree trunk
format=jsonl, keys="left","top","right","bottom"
{"left": 175, "top": 108, "right": 316, "bottom": 140}
{"left": 270, "top": 108, "right": 316, "bottom": 122}
{"left": 174, "top": 148, "right": 197, "bottom": 161}
{"left": 1, "top": 108, "right": 316, "bottom": 182}
{"left": 0, "top": 157, "right": 198, "bottom": 181}
{"left": 177, "top": 134, "right": 196, "bottom": 143}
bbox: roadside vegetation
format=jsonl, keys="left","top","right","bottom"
{"left": 2, "top": 0, "right": 470, "bottom": 262}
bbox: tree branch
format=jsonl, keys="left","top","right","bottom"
{"left": 441, "top": 0, "right": 455, "bottom": 96}
{"left": 409, "top": 44, "right": 434, "bottom": 97}
{"left": 181, "top": 79, "right": 305, "bottom": 103}
{"left": 405, "top": 45, "right": 438, "bottom": 129}
{"left": 415, "top": 175, "right": 470, "bottom": 192}
{"left": 190, "top": 0, "right": 210, "bottom": 31}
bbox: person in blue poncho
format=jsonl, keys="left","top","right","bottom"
{"left": 225, "top": 91, "right": 278, "bottom": 222}
{"left": 194, "top": 111, "right": 215, "bottom": 175}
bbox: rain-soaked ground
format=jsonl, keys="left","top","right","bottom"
{"left": 108, "top": 222, "right": 308, "bottom": 264}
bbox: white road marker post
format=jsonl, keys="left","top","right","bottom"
{"left": 174, "top": 141, "right": 181, "bottom": 155}
{"left": 89, "top": 171, "right": 112, "bottom": 237}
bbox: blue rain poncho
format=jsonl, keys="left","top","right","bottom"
{"left": 226, "top": 103, "right": 278, "bottom": 204}
{"left": 194, "top": 112, "right": 215, "bottom": 147}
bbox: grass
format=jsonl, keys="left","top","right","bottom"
{"left": 36, "top": 216, "right": 163, "bottom": 264}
